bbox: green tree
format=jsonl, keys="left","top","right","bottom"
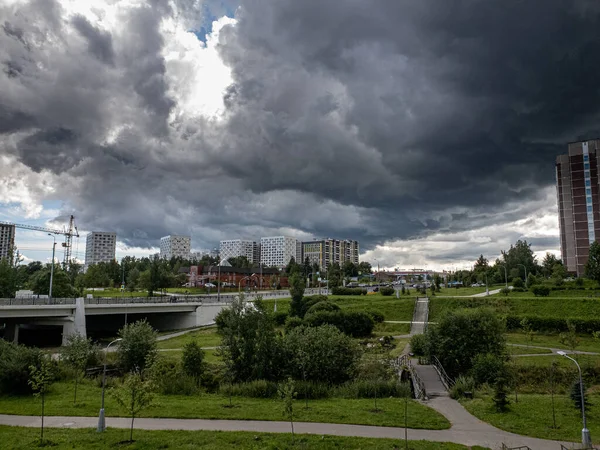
{"left": 358, "top": 261, "right": 372, "bottom": 274}
{"left": 542, "top": 253, "right": 560, "bottom": 278}
{"left": 585, "top": 241, "right": 600, "bottom": 285}
{"left": 559, "top": 320, "right": 580, "bottom": 354}
{"left": 570, "top": 378, "right": 590, "bottom": 411}
{"left": 110, "top": 371, "right": 155, "bottom": 442}
{"left": 520, "top": 318, "right": 535, "bottom": 348}
{"left": 227, "top": 256, "right": 252, "bottom": 268}
{"left": 285, "top": 257, "right": 298, "bottom": 275}
{"left": 302, "top": 257, "right": 311, "bottom": 278}
{"left": 0, "top": 252, "right": 17, "bottom": 297}
{"left": 493, "top": 374, "right": 511, "bottom": 412}
{"left": 342, "top": 261, "right": 358, "bottom": 277}
{"left": 502, "top": 240, "right": 537, "bottom": 278}
{"left": 117, "top": 320, "right": 158, "bottom": 373}
{"left": 127, "top": 267, "right": 140, "bottom": 292}
{"left": 283, "top": 325, "right": 360, "bottom": 384}
{"left": 182, "top": 341, "right": 205, "bottom": 384}
{"left": 30, "top": 267, "right": 77, "bottom": 297}
{"left": 425, "top": 308, "right": 506, "bottom": 378}
{"left": 28, "top": 356, "right": 54, "bottom": 442}
{"left": 61, "top": 333, "right": 97, "bottom": 405}
{"left": 216, "top": 296, "right": 282, "bottom": 382}
{"left": 288, "top": 272, "right": 305, "bottom": 317}
{"left": 278, "top": 377, "right": 297, "bottom": 443}
{"left": 328, "top": 262, "right": 342, "bottom": 288}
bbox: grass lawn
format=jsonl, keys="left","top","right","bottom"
{"left": 157, "top": 327, "right": 220, "bottom": 350}
{"left": 374, "top": 322, "right": 411, "bottom": 335}
{"left": 0, "top": 381, "right": 450, "bottom": 430}
{"left": 0, "top": 426, "right": 475, "bottom": 450}
{"left": 498, "top": 289, "right": 600, "bottom": 298}
{"left": 506, "top": 332, "right": 600, "bottom": 353}
{"left": 158, "top": 349, "right": 221, "bottom": 364}
{"left": 507, "top": 345, "right": 553, "bottom": 355}
{"left": 461, "top": 393, "right": 600, "bottom": 444}
{"left": 264, "top": 295, "right": 416, "bottom": 322}
{"left": 429, "top": 296, "right": 600, "bottom": 320}
{"left": 512, "top": 354, "right": 600, "bottom": 368}
{"left": 435, "top": 286, "right": 489, "bottom": 296}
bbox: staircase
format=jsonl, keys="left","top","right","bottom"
{"left": 410, "top": 297, "right": 429, "bottom": 335}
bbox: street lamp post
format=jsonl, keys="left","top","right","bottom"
{"left": 47, "top": 234, "right": 56, "bottom": 300}
{"left": 500, "top": 264, "right": 508, "bottom": 289}
{"left": 557, "top": 351, "right": 592, "bottom": 448}
{"left": 97, "top": 338, "right": 123, "bottom": 432}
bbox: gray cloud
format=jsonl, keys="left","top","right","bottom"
{"left": 0, "top": 0, "right": 598, "bottom": 261}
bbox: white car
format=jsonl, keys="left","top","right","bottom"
{"left": 205, "top": 283, "right": 216, "bottom": 288}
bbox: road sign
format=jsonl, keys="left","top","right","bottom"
{"left": 121, "top": 284, "right": 125, "bottom": 291}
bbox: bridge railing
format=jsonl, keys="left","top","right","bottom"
{"left": 431, "top": 355, "right": 455, "bottom": 391}
{"left": 0, "top": 298, "right": 76, "bottom": 306}
{"left": 394, "top": 355, "right": 427, "bottom": 400}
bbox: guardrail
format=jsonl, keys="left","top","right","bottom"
{"left": 0, "top": 298, "right": 76, "bottom": 306}
{"left": 394, "top": 355, "right": 427, "bottom": 400}
{"left": 431, "top": 355, "right": 455, "bottom": 390}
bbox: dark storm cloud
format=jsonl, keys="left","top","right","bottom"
{"left": 72, "top": 15, "right": 115, "bottom": 65}
{"left": 1, "top": 0, "right": 598, "bottom": 254}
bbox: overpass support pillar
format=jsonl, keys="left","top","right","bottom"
{"left": 61, "top": 298, "right": 87, "bottom": 345}
{"left": 4, "top": 323, "right": 19, "bottom": 344}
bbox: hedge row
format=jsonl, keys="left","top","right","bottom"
{"left": 331, "top": 287, "right": 368, "bottom": 296}
{"left": 304, "top": 310, "right": 375, "bottom": 337}
{"left": 506, "top": 315, "right": 600, "bottom": 333}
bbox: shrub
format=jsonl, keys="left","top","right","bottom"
{"left": 0, "top": 340, "right": 43, "bottom": 395}
{"left": 380, "top": 287, "right": 395, "bottom": 296}
{"left": 410, "top": 334, "right": 428, "bottom": 356}
{"left": 500, "top": 287, "right": 510, "bottom": 296}
{"left": 219, "top": 379, "right": 278, "bottom": 398}
{"left": 148, "top": 359, "right": 198, "bottom": 396}
{"left": 511, "top": 287, "right": 526, "bottom": 292}
{"left": 570, "top": 378, "right": 590, "bottom": 410}
{"left": 512, "top": 277, "right": 524, "bottom": 289}
{"left": 366, "top": 310, "right": 385, "bottom": 323}
{"left": 284, "top": 316, "right": 304, "bottom": 331}
{"left": 299, "top": 295, "right": 328, "bottom": 318}
{"left": 505, "top": 316, "right": 600, "bottom": 334}
{"left": 200, "top": 362, "right": 224, "bottom": 392}
{"left": 450, "top": 375, "right": 475, "bottom": 399}
{"left": 283, "top": 325, "right": 360, "bottom": 384}
{"left": 305, "top": 301, "right": 340, "bottom": 315}
{"left": 530, "top": 285, "right": 550, "bottom": 297}
{"left": 182, "top": 341, "right": 205, "bottom": 381}
{"left": 294, "top": 380, "right": 332, "bottom": 400}
{"left": 335, "top": 380, "right": 405, "bottom": 398}
{"left": 526, "top": 274, "right": 538, "bottom": 288}
{"left": 304, "top": 310, "right": 374, "bottom": 337}
{"left": 471, "top": 353, "right": 507, "bottom": 386}
{"left": 272, "top": 311, "right": 289, "bottom": 326}
{"left": 116, "top": 319, "right": 158, "bottom": 373}
{"left": 331, "top": 287, "right": 367, "bottom": 296}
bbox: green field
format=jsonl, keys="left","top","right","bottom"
{"left": 0, "top": 381, "right": 450, "bottom": 429}
{"left": 374, "top": 322, "right": 411, "bottom": 336}
{"left": 512, "top": 354, "right": 600, "bottom": 368}
{"left": 461, "top": 393, "right": 600, "bottom": 444}
{"left": 506, "top": 332, "right": 600, "bottom": 353}
{"left": 84, "top": 289, "right": 148, "bottom": 298}
{"left": 0, "top": 426, "right": 477, "bottom": 450}
{"left": 436, "top": 286, "right": 489, "bottom": 296}
{"left": 507, "top": 345, "right": 553, "bottom": 355}
{"left": 429, "top": 296, "right": 600, "bottom": 320}
{"left": 157, "top": 327, "right": 220, "bottom": 350}
{"left": 498, "top": 289, "right": 600, "bottom": 298}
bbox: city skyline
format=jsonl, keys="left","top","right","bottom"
{"left": 2, "top": 1, "right": 597, "bottom": 270}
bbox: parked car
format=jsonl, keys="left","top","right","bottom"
{"left": 205, "top": 283, "right": 216, "bottom": 288}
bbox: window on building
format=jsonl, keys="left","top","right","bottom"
{"left": 586, "top": 179, "right": 591, "bottom": 187}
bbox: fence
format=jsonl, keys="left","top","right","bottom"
{"left": 394, "top": 354, "right": 427, "bottom": 400}
{"left": 0, "top": 298, "right": 76, "bottom": 306}
{"left": 502, "top": 445, "right": 531, "bottom": 450}
{"left": 431, "top": 355, "right": 455, "bottom": 391}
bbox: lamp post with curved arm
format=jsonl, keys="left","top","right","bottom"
{"left": 557, "top": 351, "right": 592, "bottom": 448}
{"left": 97, "top": 338, "right": 123, "bottom": 432}
{"left": 47, "top": 234, "right": 56, "bottom": 300}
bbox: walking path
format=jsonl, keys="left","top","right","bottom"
{"left": 508, "top": 343, "right": 600, "bottom": 358}
{"left": 157, "top": 324, "right": 215, "bottom": 342}
{"left": 410, "top": 297, "right": 429, "bottom": 336}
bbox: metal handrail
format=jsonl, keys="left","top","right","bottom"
{"left": 502, "top": 445, "right": 532, "bottom": 450}
{"left": 0, "top": 298, "right": 76, "bottom": 306}
{"left": 432, "top": 355, "right": 455, "bottom": 390}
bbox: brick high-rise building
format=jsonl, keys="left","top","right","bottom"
{"left": 556, "top": 139, "right": 600, "bottom": 275}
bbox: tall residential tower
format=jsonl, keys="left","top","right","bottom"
{"left": 160, "top": 235, "right": 191, "bottom": 259}
{"left": 0, "top": 224, "right": 15, "bottom": 261}
{"left": 85, "top": 232, "right": 117, "bottom": 268}
{"left": 556, "top": 139, "right": 600, "bottom": 275}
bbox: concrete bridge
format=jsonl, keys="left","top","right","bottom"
{"left": 0, "top": 289, "right": 320, "bottom": 346}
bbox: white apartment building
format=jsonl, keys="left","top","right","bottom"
{"left": 219, "top": 239, "right": 260, "bottom": 264}
{"left": 160, "top": 235, "right": 191, "bottom": 259}
{"left": 260, "top": 236, "right": 301, "bottom": 268}
{"left": 85, "top": 232, "right": 117, "bottom": 267}
{"left": 0, "top": 224, "right": 15, "bottom": 261}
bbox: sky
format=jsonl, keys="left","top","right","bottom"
{"left": 1, "top": 0, "right": 600, "bottom": 270}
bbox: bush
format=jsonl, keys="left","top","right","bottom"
{"left": 380, "top": 287, "right": 395, "bottom": 296}
{"left": 299, "top": 295, "right": 329, "bottom": 318}
{"left": 272, "top": 311, "right": 289, "bottom": 326}
{"left": 219, "top": 379, "right": 278, "bottom": 398}
{"left": 304, "top": 310, "right": 374, "bottom": 337}
{"left": 500, "top": 287, "right": 510, "bottom": 296}
{"left": 505, "top": 315, "right": 600, "bottom": 333}
{"left": 284, "top": 316, "right": 304, "bottom": 331}
{"left": 511, "top": 287, "right": 526, "bottom": 292}
{"left": 471, "top": 353, "right": 507, "bottom": 386}
{"left": 335, "top": 380, "right": 405, "bottom": 398}
{"left": 331, "top": 287, "right": 367, "bottom": 296}
{"left": 366, "top": 310, "right": 385, "bottom": 323}
{"left": 305, "top": 301, "right": 340, "bottom": 315}
{"left": 512, "top": 277, "right": 524, "bottom": 289}
{"left": 117, "top": 319, "right": 158, "bottom": 373}
{"left": 0, "top": 340, "right": 43, "bottom": 395}
{"left": 200, "top": 362, "right": 224, "bottom": 392}
{"left": 283, "top": 325, "right": 360, "bottom": 384}
{"left": 410, "top": 334, "right": 428, "bottom": 356}
{"left": 149, "top": 359, "right": 198, "bottom": 396}
{"left": 530, "top": 285, "right": 550, "bottom": 297}
{"left": 294, "top": 380, "right": 332, "bottom": 400}
{"left": 182, "top": 341, "right": 205, "bottom": 381}
{"left": 450, "top": 375, "right": 475, "bottom": 399}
